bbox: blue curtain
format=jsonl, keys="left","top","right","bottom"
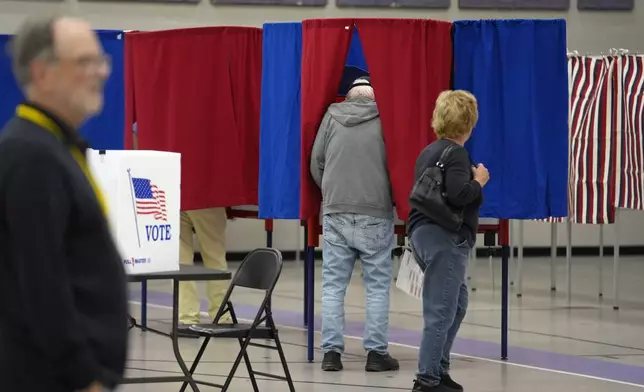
{"left": 346, "top": 28, "right": 368, "bottom": 71}
{"left": 453, "top": 19, "right": 569, "bottom": 219}
{"left": 258, "top": 24, "right": 372, "bottom": 218}
{"left": 337, "top": 29, "right": 369, "bottom": 96}
{"left": 258, "top": 23, "right": 303, "bottom": 219}
{"left": 0, "top": 30, "right": 125, "bottom": 150}
{"left": 0, "top": 35, "right": 23, "bottom": 132}
{"left": 82, "top": 30, "right": 125, "bottom": 150}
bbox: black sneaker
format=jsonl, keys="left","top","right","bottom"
{"left": 365, "top": 351, "right": 400, "bottom": 372}
{"left": 321, "top": 351, "right": 343, "bottom": 371}
{"left": 412, "top": 378, "right": 460, "bottom": 392}
{"left": 441, "top": 374, "right": 463, "bottom": 391}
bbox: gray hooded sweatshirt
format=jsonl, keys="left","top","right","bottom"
{"left": 310, "top": 98, "right": 393, "bottom": 219}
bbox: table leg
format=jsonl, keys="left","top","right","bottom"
{"left": 141, "top": 280, "right": 148, "bottom": 329}
{"left": 172, "top": 280, "right": 201, "bottom": 392}
{"left": 501, "top": 244, "right": 509, "bottom": 360}
{"left": 306, "top": 245, "right": 315, "bottom": 363}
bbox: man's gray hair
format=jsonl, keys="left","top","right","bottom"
{"left": 8, "top": 16, "right": 59, "bottom": 88}
{"left": 346, "top": 77, "right": 375, "bottom": 100}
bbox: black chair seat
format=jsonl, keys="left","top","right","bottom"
{"left": 178, "top": 248, "right": 294, "bottom": 392}
{"left": 189, "top": 323, "right": 276, "bottom": 339}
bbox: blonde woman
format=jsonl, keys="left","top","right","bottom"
{"left": 407, "top": 90, "right": 489, "bottom": 392}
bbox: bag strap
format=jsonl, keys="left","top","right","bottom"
{"left": 436, "top": 144, "right": 456, "bottom": 169}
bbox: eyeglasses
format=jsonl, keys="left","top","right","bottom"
{"left": 74, "top": 53, "right": 111, "bottom": 71}
{"left": 55, "top": 53, "right": 111, "bottom": 71}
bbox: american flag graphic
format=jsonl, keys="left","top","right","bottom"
{"left": 539, "top": 54, "right": 644, "bottom": 224}
{"left": 132, "top": 177, "right": 167, "bottom": 221}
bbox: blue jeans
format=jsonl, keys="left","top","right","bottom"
{"left": 410, "top": 223, "right": 470, "bottom": 386}
{"left": 321, "top": 213, "right": 395, "bottom": 354}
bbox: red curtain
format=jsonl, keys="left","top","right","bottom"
{"left": 356, "top": 19, "right": 453, "bottom": 221}
{"left": 300, "top": 19, "right": 452, "bottom": 222}
{"left": 300, "top": 19, "right": 354, "bottom": 220}
{"left": 123, "top": 32, "right": 137, "bottom": 150}
{"left": 124, "top": 27, "right": 262, "bottom": 211}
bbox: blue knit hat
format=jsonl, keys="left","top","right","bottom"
{"left": 338, "top": 65, "right": 370, "bottom": 97}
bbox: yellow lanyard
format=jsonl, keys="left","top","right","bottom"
{"left": 15, "top": 104, "right": 108, "bottom": 217}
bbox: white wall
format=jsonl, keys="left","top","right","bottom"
{"left": 2, "top": 0, "right": 643, "bottom": 251}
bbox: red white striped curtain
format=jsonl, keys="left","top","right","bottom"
{"left": 538, "top": 55, "right": 644, "bottom": 224}
{"left": 537, "top": 56, "right": 610, "bottom": 224}
{"left": 568, "top": 56, "right": 617, "bottom": 224}
{"left": 615, "top": 55, "right": 644, "bottom": 212}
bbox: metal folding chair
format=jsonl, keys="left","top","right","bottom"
{"left": 179, "top": 248, "right": 296, "bottom": 392}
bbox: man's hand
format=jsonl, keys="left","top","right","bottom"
{"left": 472, "top": 164, "right": 490, "bottom": 187}
{"left": 78, "top": 381, "right": 103, "bottom": 392}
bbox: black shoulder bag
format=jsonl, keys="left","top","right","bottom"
{"left": 408, "top": 144, "right": 464, "bottom": 232}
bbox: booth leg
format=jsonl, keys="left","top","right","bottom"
{"left": 392, "top": 254, "right": 400, "bottom": 280}
{"left": 469, "top": 249, "right": 478, "bottom": 292}
{"left": 501, "top": 244, "right": 509, "bottom": 360}
{"left": 266, "top": 227, "right": 273, "bottom": 248}
{"left": 613, "top": 211, "right": 620, "bottom": 310}
{"left": 516, "top": 221, "right": 524, "bottom": 298}
{"left": 566, "top": 220, "right": 572, "bottom": 305}
{"left": 488, "top": 249, "right": 495, "bottom": 289}
{"left": 141, "top": 280, "right": 148, "bottom": 329}
{"left": 598, "top": 224, "right": 604, "bottom": 297}
{"left": 295, "top": 223, "right": 302, "bottom": 266}
{"left": 306, "top": 245, "right": 316, "bottom": 363}
{"left": 509, "top": 220, "right": 514, "bottom": 287}
{"left": 550, "top": 223, "right": 557, "bottom": 291}
{"left": 303, "top": 225, "right": 309, "bottom": 327}
{"left": 265, "top": 220, "right": 273, "bottom": 327}
{"left": 392, "top": 234, "right": 405, "bottom": 281}
{"left": 467, "top": 249, "right": 473, "bottom": 285}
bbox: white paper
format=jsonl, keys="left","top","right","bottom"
{"left": 395, "top": 248, "right": 425, "bottom": 300}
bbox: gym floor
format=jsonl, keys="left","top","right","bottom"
{"left": 124, "top": 255, "right": 644, "bottom": 391}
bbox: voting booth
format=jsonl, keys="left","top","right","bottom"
{"left": 88, "top": 149, "right": 181, "bottom": 275}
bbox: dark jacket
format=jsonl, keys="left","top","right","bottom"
{"left": 0, "top": 103, "right": 128, "bottom": 392}
{"left": 407, "top": 139, "right": 483, "bottom": 245}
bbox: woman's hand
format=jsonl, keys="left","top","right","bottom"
{"left": 472, "top": 164, "right": 490, "bottom": 187}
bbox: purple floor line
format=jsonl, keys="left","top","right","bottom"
{"left": 134, "top": 290, "right": 644, "bottom": 386}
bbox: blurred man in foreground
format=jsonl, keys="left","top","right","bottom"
{"left": 0, "top": 15, "right": 127, "bottom": 392}
{"left": 311, "top": 77, "right": 399, "bottom": 373}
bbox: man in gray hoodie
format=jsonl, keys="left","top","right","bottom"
{"left": 310, "top": 76, "right": 399, "bottom": 373}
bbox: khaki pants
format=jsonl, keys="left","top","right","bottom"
{"left": 179, "top": 207, "right": 229, "bottom": 324}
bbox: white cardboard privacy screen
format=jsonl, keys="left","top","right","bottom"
{"left": 88, "top": 149, "right": 181, "bottom": 275}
